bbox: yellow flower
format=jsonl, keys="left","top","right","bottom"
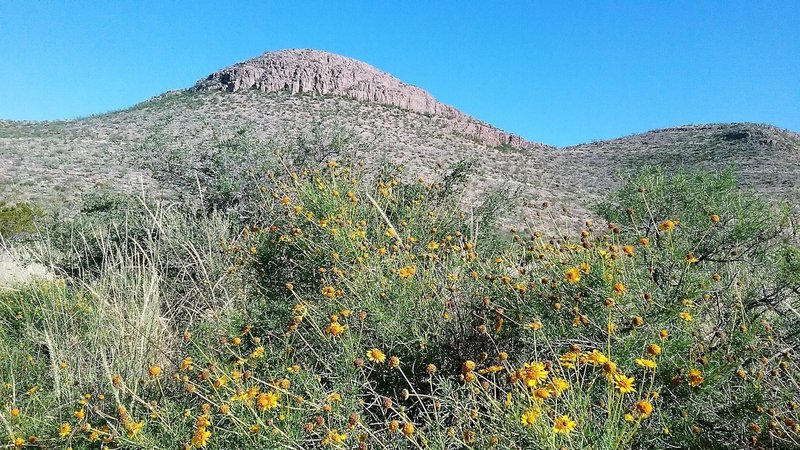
{"left": 462, "top": 360, "right": 476, "bottom": 374}
{"left": 324, "top": 322, "right": 347, "bottom": 336}
{"left": 517, "top": 362, "right": 549, "bottom": 387}
{"left": 10, "top": 407, "right": 20, "bottom": 418}
{"left": 635, "top": 358, "right": 658, "bottom": 370}
{"left": 520, "top": 409, "right": 540, "bottom": 427}
{"left": 59, "top": 422, "right": 72, "bottom": 438}
{"left": 586, "top": 349, "right": 608, "bottom": 366}
{"left": 367, "top": 348, "right": 386, "bottom": 364}
{"left": 257, "top": 391, "right": 280, "bottom": 410}
{"left": 622, "top": 245, "right": 635, "bottom": 256}
{"left": 679, "top": 311, "right": 693, "bottom": 322}
{"left": 148, "top": 365, "right": 162, "bottom": 379}
{"left": 250, "top": 346, "right": 265, "bottom": 358}
{"left": 647, "top": 343, "right": 662, "bottom": 356}
{"left": 124, "top": 420, "right": 145, "bottom": 437}
{"left": 322, "top": 429, "right": 347, "bottom": 446}
{"left": 402, "top": 422, "right": 415, "bottom": 437}
{"left": 602, "top": 361, "right": 618, "bottom": 379}
{"left": 196, "top": 413, "right": 211, "bottom": 428}
{"left": 685, "top": 253, "right": 699, "bottom": 264}
{"left": 688, "top": 368, "right": 704, "bottom": 388}
{"left": 548, "top": 377, "right": 571, "bottom": 395}
{"left": 526, "top": 321, "right": 543, "bottom": 331}
{"left": 635, "top": 399, "right": 654, "bottom": 418}
{"left": 613, "top": 283, "right": 626, "bottom": 295}
{"left": 192, "top": 427, "right": 211, "bottom": 447}
{"left": 479, "top": 365, "right": 504, "bottom": 375}
{"left": 658, "top": 219, "right": 676, "bottom": 232}
{"left": 553, "top": 415, "right": 577, "bottom": 434}
{"left": 321, "top": 286, "right": 337, "bottom": 298}
{"left": 180, "top": 357, "right": 193, "bottom": 372}
{"left": 213, "top": 376, "right": 228, "bottom": 389}
{"left": 398, "top": 266, "right": 416, "bottom": 279}
{"left": 565, "top": 267, "right": 581, "bottom": 284}
{"left": 533, "top": 387, "right": 551, "bottom": 400}
{"left": 559, "top": 351, "right": 578, "bottom": 369}
{"left": 74, "top": 409, "right": 85, "bottom": 421}
{"left": 613, "top": 374, "right": 636, "bottom": 394}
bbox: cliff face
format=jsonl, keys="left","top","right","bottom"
{"left": 194, "top": 49, "right": 542, "bottom": 149}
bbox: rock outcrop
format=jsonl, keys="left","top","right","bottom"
{"left": 195, "top": 49, "right": 544, "bottom": 149}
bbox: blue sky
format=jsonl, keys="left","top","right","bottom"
{"left": 0, "top": 1, "right": 798, "bottom": 146}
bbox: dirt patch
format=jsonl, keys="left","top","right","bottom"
{"left": 0, "top": 248, "right": 50, "bottom": 287}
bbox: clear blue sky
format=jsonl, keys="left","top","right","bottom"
{"left": 0, "top": 1, "right": 798, "bottom": 146}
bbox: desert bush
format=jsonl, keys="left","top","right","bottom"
{"left": 0, "top": 201, "right": 42, "bottom": 238}
{"left": 1, "top": 164, "right": 798, "bottom": 449}
{"left": 135, "top": 124, "right": 367, "bottom": 222}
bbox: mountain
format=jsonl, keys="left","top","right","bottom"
{"left": 1, "top": 49, "right": 798, "bottom": 228}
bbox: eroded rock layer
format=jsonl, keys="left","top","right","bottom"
{"left": 195, "top": 49, "right": 543, "bottom": 149}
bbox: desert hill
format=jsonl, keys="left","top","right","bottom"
{"left": 1, "top": 49, "right": 798, "bottom": 228}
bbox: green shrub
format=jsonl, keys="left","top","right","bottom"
{"left": 0, "top": 201, "right": 42, "bottom": 238}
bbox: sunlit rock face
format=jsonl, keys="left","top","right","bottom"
{"left": 195, "top": 49, "right": 539, "bottom": 149}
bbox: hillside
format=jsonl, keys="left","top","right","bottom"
{"left": 1, "top": 49, "right": 798, "bottom": 228}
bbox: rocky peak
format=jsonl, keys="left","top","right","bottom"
{"left": 194, "top": 49, "right": 543, "bottom": 149}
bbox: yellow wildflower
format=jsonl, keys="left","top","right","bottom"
{"left": 325, "top": 322, "right": 347, "bottom": 336}
{"left": 635, "top": 358, "right": 658, "bottom": 370}
{"left": 658, "top": 220, "right": 676, "bottom": 232}
{"left": 192, "top": 427, "right": 211, "bottom": 447}
{"left": 553, "top": 415, "right": 577, "bottom": 434}
{"left": 398, "top": 266, "right": 416, "bottom": 279}
{"left": 59, "top": 422, "right": 72, "bottom": 438}
{"left": 565, "top": 267, "right": 581, "bottom": 284}
{"left": 518, "top": 362, "right": 549, "bottom": 387}
{"left": 635, "top": 399, "right": 653, "bottom": 418}
{"left": 521, "top": 409, "right": 540, "bottom": 427}
{"left": 586, "top": 349, "right": 608, "bottom": 366}
{"left": 614, "top": 374, "right": 636, "bottom": 394}
{"left": 322, "top": 429, "right": 347, "bottom": 446}
{"left": 180, "top": 357, "right": 193, "bottom": 372}
{"left": 367, "top": 348, "right": 386, "bottom": 364}
{"left": 688, "top": 369, "right": 704, "bottom": 388}
{"left": 257, "top": 391, "right": 280, "bottom": 410}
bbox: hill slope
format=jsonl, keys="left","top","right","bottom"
{"left": 1, "top": 50, "right": 798, "bottom": 228}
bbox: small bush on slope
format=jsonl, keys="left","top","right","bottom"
{"left": 0, "top": 202, "right": 42, "bottom": 239}
{"left": 0, "top": 164, "right": 798, "bottom": 449}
